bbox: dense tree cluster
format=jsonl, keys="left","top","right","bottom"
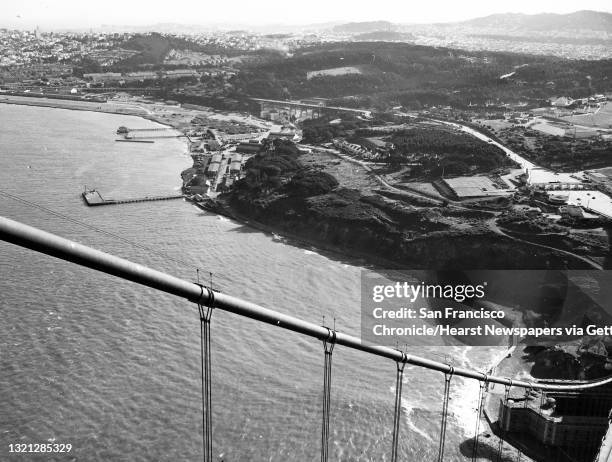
{"left": 533, "top": 138, "right": 612, "bottom": 171}
{"left": 229, "top": 42, "right": 612, "bottom": 109}
{"left": 285, "top": 170, "right": 339, "bottom": 197}
{"left": 301, "top": 115, "right": 371, "bottom": 143}
{"left": 389, "top": 127, "right": 513, "bottom": 177}
{"left": 234, "top": 140, "right": 301, "bottom": 194}
{"left": 498, "top": 213, "right": 565, "bottom": 234}
{"left": 233, "top": 140, "right": 339, "bottom": 198}
{"left": 499, "top": 127, "right": 612, "bottom": 171}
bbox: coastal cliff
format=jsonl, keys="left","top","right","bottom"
{"left": 217, "top": 191, "right": 589, "bottom": 269}
{"left": 185, "top": 140, "right": 592, "bottom": 269}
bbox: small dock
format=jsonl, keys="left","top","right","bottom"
{"left": 82, "top": 189, "right": 183, "bottom": 206}
{"left": 115, "top": 139, "right": 155, "bottom": 144}
{"left": 117, "top": 126, "right": 174, "bottom": 134}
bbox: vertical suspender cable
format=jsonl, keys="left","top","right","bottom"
{"left": 321, "top": 329, "right": 336, "bottom": 462}
{"left": 437, "top": 367, "right": 454, "bottom": 462}
{"left": 198, "top": 287, "right": 214, "bottom": 462}
{"left": 496, "top": 383, "right": 512, "bottom": 462}
{"left": 516, "top": 387, "right": 531, "bottom": 462}
{"left": 471, "top": 376, "right": 488, "bottom": 462}
{"left": 496, "top": 383, "right": 511, "bottom": 462}
{"left": 391, "top": 353, "right": 407, "bottom": 462}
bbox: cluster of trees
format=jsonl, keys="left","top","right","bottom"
{"left": 114, "top": 33, "right": 194, "bottom": 68}
{"left": 501, "top": 128, "right": 612, "bottom": 171}
{"left": 233, "top": 140, "right": 338, "bottom": 198}
{"left": 391, "top": 127, "right": 506, "bottom": 156}
{"left": 498, "top": 212, "right": 565, "bottom": 234}
{"left": 235, "top": 140, "right": 300, "bottom": 194}
{"left": 389, "top": 127, "right": 513, "bottom": 177}
{"left": 531, "top": 138, "right": 612, "bottom": 171}
{"left": 284, "top": 170, "right": 339, "bottom": 197}
{"left": 229, "top": 41, "right": 612, "bottom": 110}
{"left": 301, "top": 115, "right": 371, "bottom": 143}
{"left": 74, "top": 38, "right": 612, "bottom": 116}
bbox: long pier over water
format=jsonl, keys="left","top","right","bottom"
{"left": 82, "top": 189, "right": 183, "bottom": 206}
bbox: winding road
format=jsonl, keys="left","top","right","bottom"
{"left": 304, "top": 117, "right": 607, "bottom": 269}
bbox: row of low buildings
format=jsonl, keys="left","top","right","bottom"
{"left": 83, "top": 69, "right": 201, "bottom": 83}
{"left": 333, "top": 139, "right": 374, "bottom": 158}
{"left": 332, "top": 138, "right": 392, "bottom": 160}
{"left": 185, "top": 151, "right": 247, "bottom": 195}
{"left": 550, "top": 94, "right": 611, "bottom": 108}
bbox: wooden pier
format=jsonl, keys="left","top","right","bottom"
{"left": 115, "top": 139, "right": 155, "bottom": 143}
{"left": 82, "top": 189, "right": 183, "bottom": 206}
{"left": 115, "top": 125, "right": 191, "bottom": 141}
{"left": 117, "top": 126, "right": 174, "bottom": 134}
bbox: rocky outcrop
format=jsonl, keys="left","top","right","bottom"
{"left": 215, "top": 187, "right": 592, "bottom": 270}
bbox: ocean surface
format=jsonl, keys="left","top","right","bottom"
{"left": 0, "top": 104, "right": 505, "bottom": 461}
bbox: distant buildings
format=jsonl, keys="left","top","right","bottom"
{"left": 550, "top": 96, "right": 574, "bottom": 108}
{"left": 83, "top": 72, "right": 122, "bottom": 83}
{"left": 162, "top": 69, "right": 201, "bottom": 80}
{"left": 332, "top": 138, "right": 392, "bottom": 160}
{"left": 124, "top": 71, "right": 158, "bottom": 81}
{"left": 300, "top": 97, "right": 328, "bottom": 106}
{"left": 333, "top": 139, "right": 372, "bottom": 158}
{"left": 236, "top": 141, "right": 262, "bottom": 154}
{"left": 268, "top": 125, "right": 299, "bottom": 142}
{"left": 229, "top": 154, "right": 243, "bottom": 174}
{"left": 205, "top": 162, "right": 220, "bottom": 178}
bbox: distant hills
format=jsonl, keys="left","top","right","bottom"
{"left": 54, "top": 10, "right": 612, "bottom": 39}
{"left": 332, "top": 21, "right": 395, "bottom": 34}
{"left": 460, "top": 10, "right": 612, "bottom": 32}
{"left": 329, "top": 10, "right": 612, "bottom": 34}
{"left": 57, "top": 10, "right": 612, "bottom": 59}
{"left": 352, "top": 31, "right": 415, "bottom": 42}
{"left": 328, "top": 10, "right": 612, "bottom": 59}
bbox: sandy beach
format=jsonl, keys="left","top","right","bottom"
{"left": 0, "top": 94, "right": 151, "bottom": 116}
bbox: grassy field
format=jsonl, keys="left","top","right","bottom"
{"left": 306, "top": 66, "right": 363, "bottom": 80}
{"left": 562, "top": 101, "right": 612, "bottom": 129}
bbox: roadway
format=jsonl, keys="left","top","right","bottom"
{"left": 303, "top": 117, "right": 607, "bottom": 268}
{"left": 487, "top": 218, "right": 602, "bottom": 270}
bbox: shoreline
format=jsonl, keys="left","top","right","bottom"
{"left": 0, "top": 94, "right": 148, "bottom": 116}
{"left": 1, "top": 94, "right": 189, "bottom": 147}
{"left": 190, "top": 199, "right": 410, "bottom": 271}
{"left": 1, "top": 95, "right": 405, "bottom": 269}
{"left": 4, "top": 90, "right": 605, "bottom": 461}
{"left": 4, "top": 95, "right": 595, "bottom": 270}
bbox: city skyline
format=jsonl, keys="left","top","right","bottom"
{"left": 3, "top": 0, "right": 612, "bottom": 30}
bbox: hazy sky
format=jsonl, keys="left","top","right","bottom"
{"left": 4, "top": 0, "right": 612, "bottom": 29}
